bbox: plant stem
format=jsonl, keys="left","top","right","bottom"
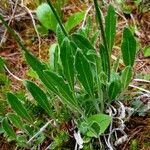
{"left": 93, "top": 0, "right": 110, "bottom": 81}
{"left": 0, "top": 13, "right": 27, "bottom": 52}
{"left": 46, "top": 0, "right": 68, "bottom": 37}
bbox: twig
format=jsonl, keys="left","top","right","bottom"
{"left": 136, "top": 62, "right": 146, "bottom": 71}
{"left": 81, "top": 5, "right": 93, "bottom": 28}
{"left": 133, "top": 78, "right": 150, "bottom": 84}
{"left": 27, "top": 120, "right": 52, "bottom": 144}
{"left": 115, "top": 11, "right": 128, "bottom": 25}
{"left": 0, "top": 11, "right": 36, "bottom": 23}
{"left": 4, "top": 65, "right": 23, "bottom": 81}
{"left": 129, "top": 84, "right": 150, "bottom": 94}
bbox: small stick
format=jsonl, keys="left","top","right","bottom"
{"left": 133, "top": 78, "right": 150, "bottom": 84}
{"left": 4, "top": 65, "right": 23, "bottom": 81}
{"left": 129, "top": 84, "right": 150, "bottom": 94}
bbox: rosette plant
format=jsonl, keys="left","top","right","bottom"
{"left": 0, "top": 0, "right": 137, "bottom": 149}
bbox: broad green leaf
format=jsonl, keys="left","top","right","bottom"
{"left": 105, "top": 4, "right": 116, "bottom": 55}
{"left": 121, "top": 66, "right": 132, "bottom": 90}
{"left": 7, "top": 93, "right": 33, "bottom": 123}
{"left": 2, "top": 118, "right": 16, "bottom": 139}
{"left": 49, "top": 43, "right": 58, "bottom": 70}
{"left": 43, "top": 71, "right": 79, "bottom": 111}
{"left": 121, "top": 27, "right": 137, "bottom": 66}
{"left": 84, "top": 16, "right": 92, "bottom": 37}
{"left": 40, "top": 73, "right": 58, "bottom": 94}
{"left": 60, "top": 38, "right": 74, "bottom": 90}
{"left": 65, "top": 11, "right": 85, "bottom": 32}
{"left": 49, "top": 42, "right": 61, "bottom": 73}
{"left": 72, "top": 33, "right": 97, "bottom": 62}
{"left": 24, "top": 50, "right": 57, "bottom": 93}
{"left": 71, "top": 33, "right": 95, "bottom": 52}
{"left": 24, "top": 51, "right": 46, "bottom": 74}
{"left": 108, "top": 79, "right": 121, "bottom": 100}
{"left": 56, "top": 25, "right": 66, "bottom": 46}
{"left": 99, "top": 44, "right": 109, "bottom": 78}
{"left": 89, "top": 122, "right": 100, "bottom": 137}
{"left": 70, "top": 41, "right": 78, "bottom": 56}
{"left": 80, "top": 114, "right": 112, "bottom": 138}
{"left": 75, "top": 50, "right": 94, "bottom": 97}
{"left": 7, "top": 113, "right": 24, "bottom": 130}
{"left": 54, "top": 45, "right": 62, "bottom": 73}
{"left": 36, "top": 3, "right": 58, "bottom": 32}
{"left": 24, "top": 80, "right": 52, "bottom": 116}
{"left": 144, "top": 45, "right": 150, "bottom": 57}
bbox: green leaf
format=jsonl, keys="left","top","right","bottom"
{"left": 56, "top": 25, "right": 66, "bottom": 46}
{"left": 108, "top": 79, "right": 121, "bottom": 100}
{"left": 71, "top": 33, "right": 95, "bottom": 53}
{"left": 144, "top": 45, "right": 150, "bottom": 57}
{"left": 2, "top": 118, "right": 16, "bottom": 139}
{"left": 84, "top": 16, "right": 92, "bottom": 37}
{"left": 80, "top": 114, "right": 111, "bottom": 138}
{"left": 24, "top": 50, "right": 46, "bottom": 74}
{"left": 105, "top": 4, "right": 116, "bottom": 55}
{"left": 49, "top": 43, "right": 58, "bottom": 70}
{"left": 72, "top": 33, "right": 97, "bottom": 62}
{"left": 54, "top": 46, "right": 62, "bottom": 73}
{"left": 43, "top": 71, "right": 79, "bottom": 111}
{"left": 99, "top": 44, "right": 109, "bottom": 78}
{"left": 49, "top": 43, "right": 61, "bottom": 73}
{"left": 36, "top": 3, "right": 58, "bottom": 32}
{"left": 40, "top": 73, "right": 58, "bottom": 94}
{"left": 7, "top": 113, "right": 24, "bottom": 130}
{"left": 65, "top": 11, "right": 85, "bottom": 32}
{"left": 75, "top": 50, "right": 94, "bottom": 97}
{"left": 60, "top": 38, "right": 74, "bottom": 90}
{"left": 24, "top": 50, "right": 57, "bottom": 93}
{"left": 24, "top": 80, "right": 52, "bottom": 116}
{"left": 121, "top": 27, "right": 137, "bottom": 66}
{"left": 121, "top": 66, "right": 132, "bottom": 90}
{"left": 7, "top": 93, "right": 33, "bottom": 123}
{"left": 88, "top": 114, "right": 111, "bottom": 136}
